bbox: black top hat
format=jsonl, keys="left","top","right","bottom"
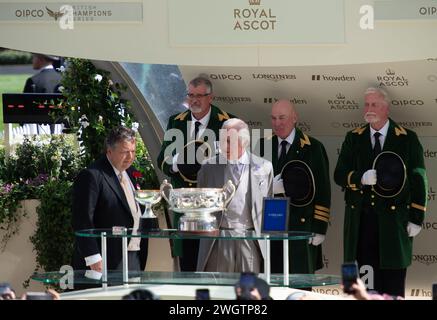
{"left": 372, "top": 151, "right": 406, "bottom": 198}
{"left": 280, "top": 160, "right": 315, "bottom": 207}
{"left": 177, "top": 140, "right": 212, "bottom": 184}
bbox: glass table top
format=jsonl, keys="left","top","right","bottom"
{"left": 75, "top": 229, "right": 313, "bottom": 240}
{"left": 32, "top": 271, "right": 340, "bottom": 288}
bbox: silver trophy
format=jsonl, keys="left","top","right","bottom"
{"left": 160, "top": 179, "right": 236, "bottom": 233}
{"left": 134, "top": 190, "right": 162, "bottom": 231}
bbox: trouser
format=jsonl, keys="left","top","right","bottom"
{"left": 357, "top": 206, "right": 406, "bottom": 297}
{"left": 179, "top": 240, "right": 199, "bottom": 271}
{"left": 205, "top": 239, "right": 262, "bottom": 273}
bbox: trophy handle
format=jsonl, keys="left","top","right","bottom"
{"left": 160, "top": 179, "right": 173, "bottom": 204}
{"left": 223, "top": 179, "right": 236, "bottom": 207}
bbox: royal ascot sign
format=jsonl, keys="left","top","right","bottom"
{"left": 168, "top": 0, "right": 345, "bottom": 45}
{"left": 0, "top": 2, "right": 142, "bottom": 23}
{"left": 375, "top": 0, "right": 437, "bottom": 20}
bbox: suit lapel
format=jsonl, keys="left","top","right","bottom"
{"left": 383, "top": 119, "right": 403, "bottom": 152}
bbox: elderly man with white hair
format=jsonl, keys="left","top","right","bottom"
{"left": 334, "top": 87, "right": 428, "bottom": 297}
{"left": 196, "top": 118, "right": 274, "bottom": 272}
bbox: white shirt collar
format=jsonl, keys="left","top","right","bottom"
{"left": 370, "top": 120, "right": 389, "bottom": 138}
{"left": 278, "top": 128, "right": 295, "bottom": 146}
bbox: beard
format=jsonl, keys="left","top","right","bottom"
{"left": 364, "top": 112, "right": 380, "bottom": 124}
{"left": 189, "top": 104, "right": 202, "bottom": 114}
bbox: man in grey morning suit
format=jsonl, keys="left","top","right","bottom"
{"left": 196, "top": 118, "right": 274, "bottom": 272}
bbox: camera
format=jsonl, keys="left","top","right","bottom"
{"left": 341, "top": 262, "right": 359, "bottom": 294}
{"left": 195, "top": 289, "right": 210, "bottom": 300}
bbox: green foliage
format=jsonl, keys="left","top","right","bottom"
{"left": 0, "top": 50, "right": 32, "bottom": 65}
{"left": 132, "top": 136, "right": 160, "bottom": 190}
{"left": 0, "top": 136, "right": 80, "bottom": 251}
{"left": 30, "top": 179, "right": 74, "bottom": 272}
{"left": 56, "top": 58, "right": 135, "bottom": 167}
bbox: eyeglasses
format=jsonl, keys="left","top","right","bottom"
{"left": 186, "top": 93, "right": 211, "bottom": 99}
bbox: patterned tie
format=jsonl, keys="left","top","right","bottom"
{"left": 278, "top": 140, "right": 288, "bottom": 169}
{"left": 373, "top": 132, "right": 382, "bottom": 157}
{"left": 119, "top": 173, "right": 141, "bottom": 251}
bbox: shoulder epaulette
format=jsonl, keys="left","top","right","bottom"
{"left": 300, "top": 133, "right": 311, "bottom": 148}
{"left": 352, "top": 126, "right": 366, "bottom": 135}
{"left": 217, "top": 110, "right": 230, "bottom": 122}
{"left": 395, "top": 125, "right": 407, "bottom": 136}
{"left": 174, "top": 111, "right": 189, "bottom": 121}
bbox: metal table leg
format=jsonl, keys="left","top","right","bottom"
{"left": 122, "top": 228, "right": 129, "bottom": 287}
{"left": 264, "top": 236, "right": 271, "bottom": 284}
{"left": 101, "top": 232, "right": 107, "bottom": 290}
{"left": 283, "top": 239, "right": 289, "bottom": 286}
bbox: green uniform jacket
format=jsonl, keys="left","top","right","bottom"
{"left": 259, "top": 128, "right": 331, "bottom": 273}
{"left": 334, "top": 119, "right": 428, "bottom": 269}
{"left": 157, "top": 104, "right": 235, "bottom": 256}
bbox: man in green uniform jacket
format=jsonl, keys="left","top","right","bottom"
{"left": 258, "top": 99, "right": 331, "bottom": 274}
{"left": 157, "top": 76, "right": 234, "bottom": 271}
{"left": 334, "top": 87, "right": 427, "bottom": 297}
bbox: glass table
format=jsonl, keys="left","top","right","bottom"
{"left": 32, "top": 228, "right": 341, "bottom": 290}
{"left": 32, "top": 270, "right": 340, "bottom": 288}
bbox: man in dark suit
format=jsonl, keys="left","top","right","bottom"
{"left": 334, "top": 87, "right": 428, "bottom": 297}
{"left": 157, "top": 76, "right": 235, "bottom": 271}
{"left": 72, "top": 126, "right": 148, "bottom": 275}
{"left": 257, "top": 99, "right": 331, "bottom": 275}
{"left": 23, "top": 53, "right": 62, "bottom": 134}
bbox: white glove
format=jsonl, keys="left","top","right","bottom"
{"left": 273, "top": 174, "right": 285, "bottom": 194}
{"left": 171, "top": 153, "right": 180, "bottom": 173}
{"left": 308, "top": 233, "right": 325, "bottom": 246}
{"left": 361, "top": 169, "right": 377, "bottom": 185}
{"left": 407, "top": 222, "right": 422, "bottom": 237}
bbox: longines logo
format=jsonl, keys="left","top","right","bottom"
{"left": 376, "top": 69, "right": 409, "bottom": 87}
{"left": 327, "top": 93, "right": 359, "bottom": 110}
{"left": 311, "top": 74, "right": 356, "bottom": 82}
{"left": 263, "top": 97, "right": 307, "bottom": 105}
{"left": 424, "top": 149, "right": 437, "bottom": 158}
{"left": 398, "top": 121, "right": 432, "bottom": 128}
{"left": 213, "top": 96, "right": 251, "bottom": 104}
{"left": 391, "top": 99, "right": 424, "bottom": 107}
{"left": 413, "top": 255, "right": 437, "bottom": 266}
{"left": 331, "top": 122, "right": 366, "bottom": 129}
{"left": 209, "top": 74, "right": 242, "bottom": 81}
{"left": 410, "top": 288, "right": 432, "bottom": 298}
{"left": 234, "top": 0, "right": 277, "bottom": 31}
{"left": 253, "top": 73, "right": 297, "bottom": 82}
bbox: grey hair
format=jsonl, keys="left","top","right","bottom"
{"left": 189, "top": 76, "right": 213, "bottom": 94}
{"left": 105, "top": 126, "right": 136, "bottom": 150}
{"left": 222, "top": 118, "right": 250, "bottom": 148}
{"left": 364, "top": 87, "right": 390, "bottom": 106}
